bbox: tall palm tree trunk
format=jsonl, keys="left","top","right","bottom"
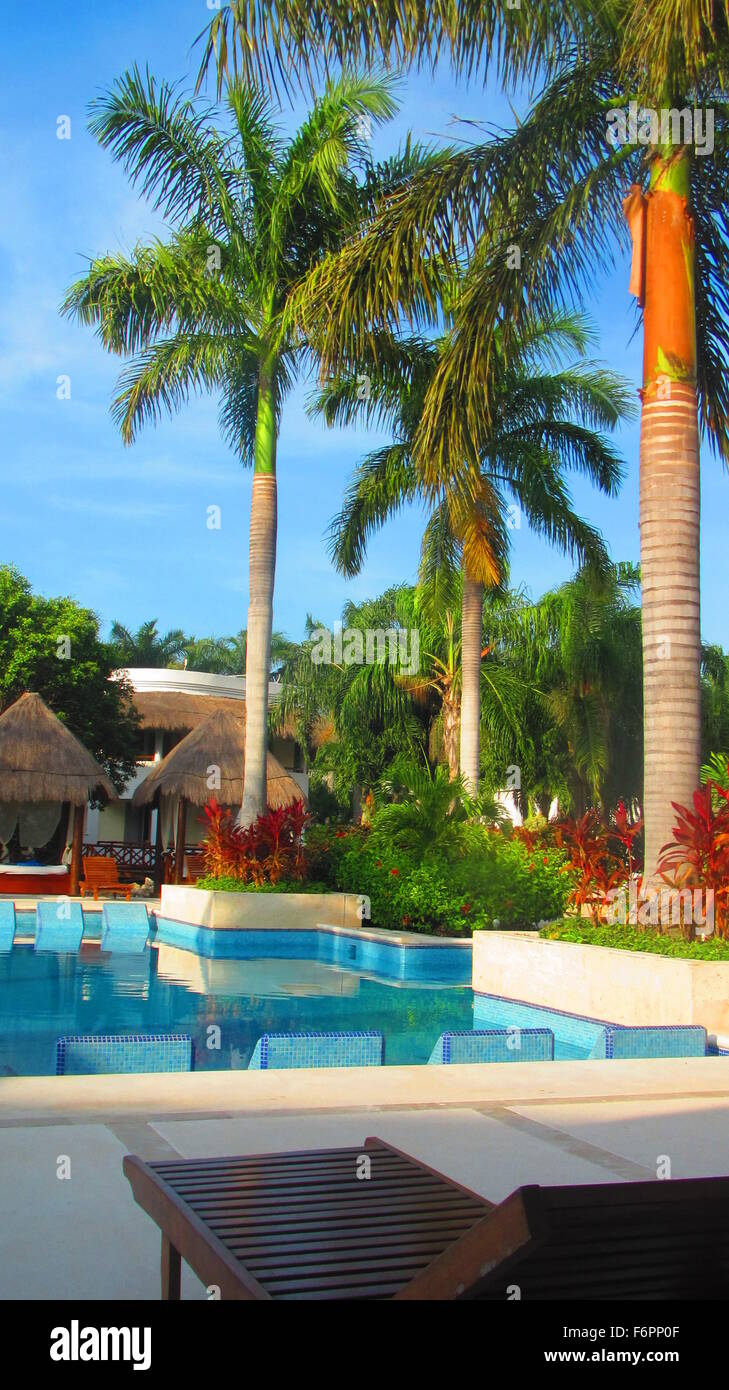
{"left": 241, "top": 358, "right": 278, "bottom": 825}
{"left": 626, "top": 151, "right": 701, "bottom": 884}
{"left": 460, "top": 567, "right": 484, "bottom": 794}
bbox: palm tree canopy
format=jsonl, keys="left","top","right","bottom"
{"left": 108, "top": 620, "right": 190, "bottom": 667}
{"left": 493, "top": 561, "right": 644, "bottom": 810}
{"left": 62, "top": 68, "right": 402, "bottom": 453}
{"left": 197, "top": 2, "right": 729, "bottom": 110}
{"left": 200, "top": 7, "right": 729, "bottom": 464}
{"left": 321, "top": 312, "right": 633, "bottom": 586}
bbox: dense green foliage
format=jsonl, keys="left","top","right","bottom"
{"left": 309, "top": 820, "right": 572, "bottom": 935}
{"left": 540, "top": 920, "right": 729, "bottom": 961}
{"left": 107, "top": 621, "right": 297, "bottom": 677}
{"left": 0, "top": 566, "right": 140, "bottom": 791}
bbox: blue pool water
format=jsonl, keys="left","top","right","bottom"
{"left": 0, "top": 941, "right": 480, "bottom": 1074}
{"left": 0, "top": 912, "right": 598, "bottom": 1074}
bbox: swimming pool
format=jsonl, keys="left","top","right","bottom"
{"left": 4, "top": 909, "right": 703, "bottom": 1074}
{"left": 0, "top": 909, "right": 605, "bottom": 1075}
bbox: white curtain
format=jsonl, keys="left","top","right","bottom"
{"left": 0, "top": 803, "right": 19, "bottom": 845}
{"left": 160, "top": 795, "right": 176, "bottom": 848}
{"left": 18, "top": 801, "right": 62, "bottom": 849}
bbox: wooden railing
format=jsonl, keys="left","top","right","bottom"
{"left": 91, "top": 842, "right": 206, "bottom": 883}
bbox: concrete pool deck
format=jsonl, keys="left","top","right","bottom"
{"left": 2, "top": 1056, "right": 728, "bottom": 1299}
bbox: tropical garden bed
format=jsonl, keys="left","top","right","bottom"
{"left": 540, "top": 921, "right": 729, "bottom": 962}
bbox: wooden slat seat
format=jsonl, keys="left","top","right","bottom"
{"left": 123, "top": 1139, "right": 729, "bottom": 1301}
{"left": 80, "top": 855, "right": 136, "bottom": 901}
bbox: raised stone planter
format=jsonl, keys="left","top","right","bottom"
{"left": 160, "top": 884, "right": 363, "bottom": 931}
{"left": 472, "top": 930, "right": 729, "bottom": 1037}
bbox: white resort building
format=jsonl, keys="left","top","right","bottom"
{"left": 85, "top": 668, "right": 307, "bottom": 867}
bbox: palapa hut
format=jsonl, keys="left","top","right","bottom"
{"left": 0, "top": 691, "right": 116, "bottom": 895}
{"left": 132, "top": 708, "right": 305, "bottom": 883}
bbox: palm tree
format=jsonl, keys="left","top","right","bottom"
{"left": 321, "top": 314, "right": 632, "bottom": 792}
{"left": 271, "top": 590, "right": 430, "bottom": 799}
{"left": 63, "top": 67, "right": 399, "bottom": 821}
{"left": 179, "top": 628, "right": 296, "bottom": 675}
{"left": 200, "top": 4, "right": 729, "bottom": 876}
{"left": 512, "top": 563, "right": 644, "bottom": 815}
{"left": 369, "top": 758, "right": 505, "bottom": 860}
{"left": 108, "top": 619, "right": 189, "bottom": 667}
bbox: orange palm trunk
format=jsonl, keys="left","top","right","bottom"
{"left": 624, "top": 153, "right": 701, "bottom": 885}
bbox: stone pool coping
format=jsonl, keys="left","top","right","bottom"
{"left": 2, "top": 1055, "right": 728, "bottom": 1125}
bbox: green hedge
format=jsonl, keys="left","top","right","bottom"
{"left": 195, "top": 876, "right": 329, "bottom": 894}
{"left": 332, "top": 831, "right": 572, "bottom": 935}
{"left": 540, "top": 920, "right": 729, "bottom": 960}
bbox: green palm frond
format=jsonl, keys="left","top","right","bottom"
{"left": 196, "top": 0, "right": 584, "bottom": 99}
{"left": 217, "top": 349, "right": 266, "bottom": 463}
{"left": 62, "top": 231, "right": 248, "bottom": 355}
{"left": 327, "top": 445, "right": 421, "bottom": 576}
{"left": 225, "top": 82, "right": 280, "bottom": 215}
{"left": 89, "top": 65, "right": 237, "bottom": 228}
{"left": 417, "top": 503, "right": 462, "bottom": 597}
{"left": 111, "top": 332, "right": 232, "bottom": 443}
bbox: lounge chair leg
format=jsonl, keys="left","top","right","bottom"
{"left": 161, "top": 1235, "right": 181, "bottom": 1300}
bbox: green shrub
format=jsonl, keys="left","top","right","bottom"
{"left": 195, "top": 876, "right": 330, "bottom": 894}
{"left": 540, "top": 920, "right": 729, "bottom": 960}
{"left": 333, "top": 830, "right": 572, "bottom": 935}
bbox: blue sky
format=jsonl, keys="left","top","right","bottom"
{"left": 1, "top": 0, "right": 727, "bottom": 647}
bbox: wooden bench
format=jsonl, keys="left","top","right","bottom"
{"left": 123, "top": 1138, "right": 729, "bottom": 1300}
{"left": 79, "top": 855, "right": 136, "bottom": 901}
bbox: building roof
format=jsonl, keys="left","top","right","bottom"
{"left": 133, "top": 690, "right": 247, "bottom": 732}
{"left": 0, "top": 692, "right": 116, "bottom": 805}
{"left": 118, "top": 668, "right": 282, "bottom": 734}
{"left": 132, "top": 709, "right": 304, "bottom": 809}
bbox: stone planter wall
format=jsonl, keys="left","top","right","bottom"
{"left": 472, "top": 930, "right": 729, "bottom": 1037}
{"left": 160, "top": 884, "right": 363, "bottom": 931}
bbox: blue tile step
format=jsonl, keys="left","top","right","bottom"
{"left": 428, "top": 1027, "right": 554, "bottom": 1064}
{"left": 35, "top": 901, "right": 84, "bottom": 952}
{"left": 56, "top": 1033, "right": 194, "bottom": 1075}
{"left": 248, "top": 1030, "right": 385, "bottom": 1070}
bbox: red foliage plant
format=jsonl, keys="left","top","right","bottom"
{"left": 553, "top": 804, "right": 643, "bottom": 925}
{"left": 200, "top": 798, "right": 311, "bottom": 885}
{"left": 657, "top": 782, "right": 729, "bottom": 939}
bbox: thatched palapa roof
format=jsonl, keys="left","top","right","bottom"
{"left": 133, "top": 690, "right": 245, "bottom": 732}
{"left": 0, "top": 692, "right": 116, "bottom": 805}
{"left": 132, "top": 709, "right": 304, "bottom": 810}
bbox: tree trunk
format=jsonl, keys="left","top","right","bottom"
{"left": 460, "top": 567, "right": 484, "bottom": 795}
{"left": 625, "top": 152, "right": 701, "bottom": 884}
{"left": 241, "top": 357, "right": 278, "bottom": 825}
{"left": 441, "top": 695, "right": 461, "bottom": 779}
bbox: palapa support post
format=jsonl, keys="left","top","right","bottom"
{"left": 153, "top": 792, "right": 164, "bottom": 896}
{"left": 69, "top": 802, "right": 86, "bottom": 896}
{"left": 174, "top": 798, "right": 187, "bottom": 884}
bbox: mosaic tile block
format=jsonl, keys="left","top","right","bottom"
{"left": 248, "top": 1030, "right": 384, "bottom": 1070}
{"left": 56, "top": 1032, "right": 193, "bottom": 1075}
{"left": 100, "top": 902, "right": 150, "bottom": 954}
{"left": 0, "top": 901, "right": 16, "bottom": 952}
{"left": 428, "top": 1027, "right": 554, "bottom": 1065}
{"left": 589, "top": 1024, "right": 707, "bottom": 1059}
{"left": 35, "top": 901, "right": 84, "bottom": 952}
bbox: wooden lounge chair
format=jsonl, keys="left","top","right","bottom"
{"left": 183, "top": 852, "right": 206, "bottom": 884}
{"left": 123, "top": 1138, "right": 729, "bottom": 1300}
{"left": 79, "top": 855, "right": 136, "bottom": 901}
